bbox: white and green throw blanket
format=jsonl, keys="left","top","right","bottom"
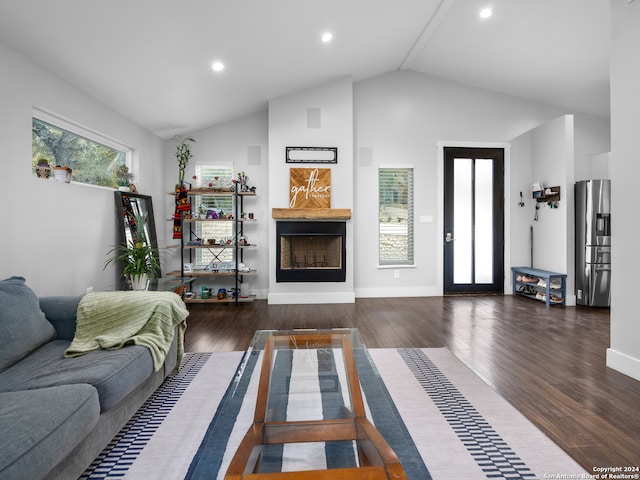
{"left": 65, "top": 291, "right": 189, "bottom": 371}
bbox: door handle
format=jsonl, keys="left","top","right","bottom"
{"left": 445, "top": 232, "right": 454, "bottom": 243}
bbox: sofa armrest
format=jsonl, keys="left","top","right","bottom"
{"left": 39, "top": 295, "right": 84, "bottom": 341}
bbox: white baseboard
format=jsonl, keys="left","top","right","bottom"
{"left": 564, "top": 294, "right": 576, "bottom": 307}
{"left": 355, "top": 286, "right": 440, "bottom": 298}
{"left": 251, "top": 289, "right": 268, "bottom": 300}
{"left": 267, "top": 291, "right": 356, "bottom": 305}
{"left": 606, "top": 348, "right": 640, "bottom": 382}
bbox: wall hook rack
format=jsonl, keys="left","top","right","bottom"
{"left": 533, "top": 185, "right": 561, "bottom": 204}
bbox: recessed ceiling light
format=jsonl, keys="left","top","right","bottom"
{"left": 321, "top": 32, "right": 333, "bottom": 43}
{"left": 211, "top": 61, "right": 225, "bottom": 72}
{"left": 480, "top": 7, "right": 492, "bottom": 19}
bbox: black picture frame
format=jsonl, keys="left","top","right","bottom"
{"left": 285, "top": 146, "right": 338, "bottom": 164}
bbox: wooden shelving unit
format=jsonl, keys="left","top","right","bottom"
{"left": 182, "top": 295, "right": 256, "bottom": 304}
{"left": 168, "top": 189, "right": 257, "bottom": 304}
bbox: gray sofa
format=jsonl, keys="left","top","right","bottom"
{"left": 0, "top": 277, "right": 182, "bottom": 480}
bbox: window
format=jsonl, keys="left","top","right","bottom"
{"left": 193, "top": 165, "right": 234, "bottom": 267}
{"left": 379, "top": 167, "right": 414, "bottom": 266}
{"left": 32, "top": 108, "right": 131, "bottom": 188}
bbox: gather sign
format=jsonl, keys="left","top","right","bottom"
{"left": 289, "top": 168, "right": 331, "bottom": 208}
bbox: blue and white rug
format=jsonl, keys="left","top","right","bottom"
{"left": 81, "top": 348, "right": 588, "bottom": 480}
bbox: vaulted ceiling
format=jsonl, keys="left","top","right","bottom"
{"left": 0, "top": 0, "right": 609, "bottom": 138}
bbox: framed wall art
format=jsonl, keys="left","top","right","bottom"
{"left": 285, "top": 146, "right": 337, "bottom": 164}
{"left": 289, "top": 168, "right": 331, "bottom": 208}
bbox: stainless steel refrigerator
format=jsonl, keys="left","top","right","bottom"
{"left": 575, "top": 179, "right": 611, "bottom": 307}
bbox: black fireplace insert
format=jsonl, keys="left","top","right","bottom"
{"left": 276, "top": 221, "right": 346, "bottom": 282}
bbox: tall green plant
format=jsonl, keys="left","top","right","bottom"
{"left": 173, "top": 135, "right": 195, "bottom": 185}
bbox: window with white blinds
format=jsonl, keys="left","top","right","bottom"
{"left": 194, "top": 165, "right": 234, "bottom": 266}
{"left": 378, "top": 167, "right": 414, "bottom": 266}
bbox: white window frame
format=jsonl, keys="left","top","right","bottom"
{"left": 378, "top": 164, "right": 415, "bottom": 268}
{"left": 32, "top": 106, "right": 133, "bottom": 188}
{"left": 193, "top": 165, "right": 235, "bottom": 267}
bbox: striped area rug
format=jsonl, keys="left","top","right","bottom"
{"left": 82, "top": 348, "right": 588, "bottom": 480}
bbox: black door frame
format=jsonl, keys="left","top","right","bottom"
{"left": 443, "top": 147, "right": 505, "bottom": 294}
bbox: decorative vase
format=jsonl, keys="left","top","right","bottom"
{"left": 36, "top": 161, "right": 51, "bottom": 179}
{"left": 129, "top": 274, "right": 149, "bottom": 291}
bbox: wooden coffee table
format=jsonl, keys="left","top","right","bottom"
{"left": 225, "top": 329, "right": 407, "bottom": 479}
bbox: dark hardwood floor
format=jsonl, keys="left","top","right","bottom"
{"left": 183, "top": 295, "right": 640, "bottom": 472}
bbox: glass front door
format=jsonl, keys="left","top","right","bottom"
{"left": 444, "top": 147, "right": 504, "bottom": 294}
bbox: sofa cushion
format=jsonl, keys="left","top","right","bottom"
{"left": 0, "top": 339, "right": 154, "bottom": 412}
{"left": 39, "top": 295, "right": 83, "bottom": 341}
{"left": 0, "top": 276, "right": 56, "bottom": 372}
{"left": 0, "top": 384, "right": 100, "bottom": 480}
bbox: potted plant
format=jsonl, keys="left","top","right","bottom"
{"left": 35, "top": 158, "right": 52, "bottom": 179}
{"left": 104, "top": 212, "right": 161, "bottom": 290}
{"left": 173, "top": 135, "right": 195, "bottom": 186}
{"left": 53, "top": 164, "right": 72, "bottom": 183}
{"left": 113, "top": 163, "right": 134, "bottom": 191}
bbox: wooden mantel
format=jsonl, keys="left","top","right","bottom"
{"left": 272, "top": 208, "right": 352, "bottom": 220}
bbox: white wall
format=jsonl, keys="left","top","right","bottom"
{"left": 267, "top": 77, "right": 355, "bottom": 304}
{"left": 574, "top": 115, "right": 612, "bottom": 182}
{"left": 3, "top": 38, "right": 610, "bottom": 306}
{"left": 174, "top": 70, "right": 609, "bottom": 303}
{"left": 352, "top": 70, "right": 608, "bottom": 298}
{"left": 509, "top": 131, "right": 534, "bottom": 269}
{"left": 161, "top": 111, "right": 269, "bottom": 298}
{"left": 499, "top": 114, "right": 610, "bottom": 306}
{"left": 608, "top": 0, "right": 640, "bottom": 381}
{"left": 530, "top": 116, "right": 575, "bottom": 300}
{"left": 0, "top": 42, "right": 165, "bottom": 296}
{"left": 590, "top": 152, "right": 611, "bottom": 180}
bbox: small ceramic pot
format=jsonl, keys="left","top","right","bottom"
{"left": 53, "top": 167, "right": 72, "bottom": 183}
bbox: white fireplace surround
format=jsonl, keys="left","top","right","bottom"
{"left": 267, "top": 78, "right": 355, "bottom": 304}
{"left": 268, "top": 209, "right": 354, "bottom": 305}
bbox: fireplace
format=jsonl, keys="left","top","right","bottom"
{"left": 276, "top": 221, "right": 346, "bottom": 282}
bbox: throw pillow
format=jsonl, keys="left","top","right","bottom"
{"left": 0, "top": 276, "right": 56, "bottom": 372}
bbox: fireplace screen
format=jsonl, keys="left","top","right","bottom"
{"left": 276, "top": 222, "right": 346, "bottom": 282}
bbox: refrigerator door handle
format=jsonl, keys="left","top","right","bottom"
{"left": 595, "top": 265, "right": 611, "bottom": 272}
